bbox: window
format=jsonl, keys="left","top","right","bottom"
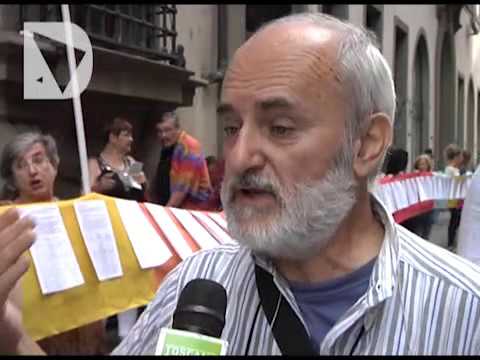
{"left": 19, "top": 5, "right": 179, "bottom": 62}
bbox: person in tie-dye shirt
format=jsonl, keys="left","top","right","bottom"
{"left": 152, "top": 112, "right": 212, "bottom": 210}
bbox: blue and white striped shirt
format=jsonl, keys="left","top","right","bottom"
{"left": 113, "top": 196, "right": 480, "bottom": 355}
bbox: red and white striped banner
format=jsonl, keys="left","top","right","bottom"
{"left": 373, "top": 172, "right": 472, "bottom": 223}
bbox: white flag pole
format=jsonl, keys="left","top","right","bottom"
{"left": 61, "top": 4, "right": 91, "bottom": 194}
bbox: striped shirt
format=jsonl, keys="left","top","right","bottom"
{"left": 112, "top": 196, "right": 480, "bottom": 355}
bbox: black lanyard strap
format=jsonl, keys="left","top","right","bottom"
{"left": 254, "top": 264, "right": 318, "bottom": 355}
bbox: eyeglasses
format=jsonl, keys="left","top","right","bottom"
{"left": 14, "top": 154, "right": 50, "bottom": 172}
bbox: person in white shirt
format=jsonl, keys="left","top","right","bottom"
{"left": 457, "top": 165, "right": 480, "bottom": 265}
{"left": 443, "top": 144, "right": 462, "bottom": 177}
{"left": 443, "top": 144, "right": 463, "bottom": 249}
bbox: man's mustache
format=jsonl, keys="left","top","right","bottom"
{"left": 224, "top": 173, "right": 280, "bottom": 200}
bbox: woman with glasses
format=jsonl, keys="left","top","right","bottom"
{"left": 0, "top": 132, "right": 59, "bottom": 204}
{"left": 0, "top": 131, "right": 106, "bottom": 355}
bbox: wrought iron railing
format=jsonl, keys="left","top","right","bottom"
{"left": 19, "top": 4, "right": 180, "bottom": 63}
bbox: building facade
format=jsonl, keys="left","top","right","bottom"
{"left": 0, "top": 4, "right": 479, "bottom": 199}
{"left": 175, "top": 4, "right": 480, "bottom": 169}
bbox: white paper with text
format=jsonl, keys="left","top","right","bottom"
{"left": 21, "top": 204, "right": 84, "bottom": 295}
{"left": 74, "top": 200, "right": 123, "bottom": 281}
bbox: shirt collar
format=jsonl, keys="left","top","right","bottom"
{"left": 365, "top": 194, "right": 400, "bottom": 305}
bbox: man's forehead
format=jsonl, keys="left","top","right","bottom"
{"left": 217, "top": 94, "right": 299, "bottom": 114}
{"left": 222, "top": 21, "right": 343, "bottom": 95}
{"left": 238, "top": 21, "right": 340, "bottom": 62}
{"left": 158, "top": 118, "right": 175, "bottom": 128}
{"left": 220, "top": 26, "right": 344, "bottom": 114}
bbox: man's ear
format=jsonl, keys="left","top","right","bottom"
{"left": 353, "top": 113, "right": 393, "bottom": 179}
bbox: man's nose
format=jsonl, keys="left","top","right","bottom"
{"left": 227, "top": 123, "right": 265, "bottom": 175}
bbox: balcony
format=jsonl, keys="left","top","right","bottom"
{"left": 19, "top": 4, "right": 181, "bottom": 64}
{"left": 0, "top": 4, "right": 202, "bottom": 111}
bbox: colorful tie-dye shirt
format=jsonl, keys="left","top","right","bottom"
{"left": 170, "top": 130, "right": 212, "bottom": 209}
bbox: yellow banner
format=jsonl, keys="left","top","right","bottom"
{"left": 17, "top": 193, "right": 161, "bottom": 341}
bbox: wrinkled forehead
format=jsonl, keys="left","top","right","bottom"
{"left": 222, "top": 22, "right": 345, "bottom": 103}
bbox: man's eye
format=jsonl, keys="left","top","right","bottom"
{"left": 270, "top": 126, "right": 292, "bottom": 136}
{"left": 223, "top": 126, "right": 239, "bottom": 137}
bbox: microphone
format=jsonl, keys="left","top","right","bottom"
{"left": 155, "top": 279, "right": 228, "bottom": 355}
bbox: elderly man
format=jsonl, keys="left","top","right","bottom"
{"left": 152, "top": 111, "right": 211, "bottom": 210}
{"left": 1, "top": 13, "right": 480, "bottom": 355}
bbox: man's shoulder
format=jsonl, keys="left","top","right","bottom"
{"left": 178, "top": 131, "right": 202, "bottom": 154}
{"left": 396, "top": 224, "right": 480, "bottom": 298}
{"left": 184, "top": 242, "right": 246, "bottom": 262}
{"left": 172, "top": 243, "right": 253, "bottom": 285}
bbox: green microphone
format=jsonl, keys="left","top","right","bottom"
{"left": 155, "top": 279, "right": 228, "bottom": 355}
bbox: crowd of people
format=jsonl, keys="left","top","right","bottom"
{"left": 0, "top": 12, "right": 479, "bottom": 356}
{"left": 0, "top": 112, "right": 223, "bottom": 354}
{"left": 0, "top": 113, "right": 223, "bottom": 211}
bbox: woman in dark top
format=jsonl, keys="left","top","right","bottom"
{"left": 88, "top": 117, "right": 147, "bottom": 202}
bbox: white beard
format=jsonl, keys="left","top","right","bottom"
{"left": 220, "top": 152, "right": 358, "bottom": 260}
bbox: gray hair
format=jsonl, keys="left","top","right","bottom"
{"left": 0, "top": 132, "right": 59, "bottom": 199}
{"left": 159, "top": 111, "right": 180, "bottom": 128}
{"left": 254, "top": 13, "right": 396, "bottom": 180}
